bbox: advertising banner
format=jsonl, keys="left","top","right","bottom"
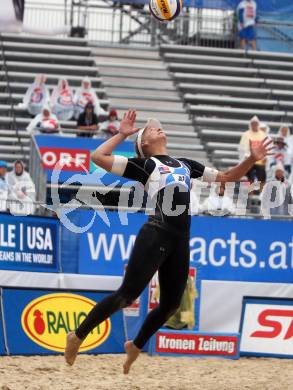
{"left": 79, "top": 211, "right": 147, "bottom": 276}
{"left": 239, "top": 297, "right": 293, "bottom": 358}
{"left": 199, "top": 280, "right": 293, "bottom": 333}
{"left": 149, "top": 329, "right": 239, "bottom": 359}
{"left": 35, "top": 135, "right": 135, "bottom": 185}
{"left": 2, "top": 288, "right": 125, "bottom": 355}
{"left": 190, "top": 216, "right": 293, "bottom": 284}
{"left": 78, "top": 211, "right": 293, "bottom": 335}
{"left": 0, "top": 214, "right": 59, "bottom": 273}
{"left": 78, "top": 212, "right": 293, "bottom": 283}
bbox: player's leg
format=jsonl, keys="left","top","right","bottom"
{"left": 65, "top": 223, "right": 170, "bottom": 365}
{"left": 123, "top": 234, "right": 190, "bottom": 374}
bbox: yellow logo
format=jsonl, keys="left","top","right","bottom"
{"left": 21, "top": 293, "right": 111, "bottom": 352}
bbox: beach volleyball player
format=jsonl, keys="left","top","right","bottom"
{"left": 65, "top": 110, "right": 273, "bottom": 373}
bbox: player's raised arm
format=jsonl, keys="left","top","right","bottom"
{"left": 91, "top": 109, "right": 138, "bottom": 173}
{"left": 215, "top": 137, "right": 274, "bottom": 183}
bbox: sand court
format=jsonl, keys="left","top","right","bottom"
{"left": 0, "top": 354, "right": 292, "bottom": 390}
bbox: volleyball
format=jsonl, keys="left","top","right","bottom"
{"left": 149, "top": 0, "right": 182, "bottom": 22}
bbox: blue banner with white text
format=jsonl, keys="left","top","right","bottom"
{"left": 2, "top": 288, "right": 125, "bottom": 355}
{"left": 0, "top": 214, "right": 59, "bottom": 273}
{"left": 78, "top": 211, "right": 293, "bottom": 283}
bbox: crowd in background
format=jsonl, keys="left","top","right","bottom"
{"left": 24, "top": 74, "right": 119, "bottom": 138}
{"left": 190, "top": 117, "right": 293, "bottom": 217}
{"left": 18, "top": 73, "right": 293, "bottom": 218}
{"left": 0, "top": 160, "right": 35, "bottom": 216}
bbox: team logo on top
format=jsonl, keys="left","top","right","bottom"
{"left": 21, "top": 293, "right": 111, "bottom": 352}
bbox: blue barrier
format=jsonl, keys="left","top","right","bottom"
{"left": 2, "top": 288, "right": 125, "bottom": 355}
{"left": 76, "top": 211, "right": 293, "bottom": 283}
{"left": 35, "top": 135, "right": 135, "bottom": 185}
{"left": 79, "top": 211, "right": 147, "bottom": 276}
{"left": 0, "top": 214, "right": 59, "bottom": 273}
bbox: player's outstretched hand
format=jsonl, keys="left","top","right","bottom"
{"left": 250, "top": 137, "right": 274, "bottom": 161}
{"left": 119, "top": 109, "right": 139, "bottom": 137}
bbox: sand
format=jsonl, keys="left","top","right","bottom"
{"left": 0, "top": 354, "right": 292, "bottom": 390}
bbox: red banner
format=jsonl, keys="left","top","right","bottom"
{"left": 40, "top": 147, "right": 90, "bottom": 172}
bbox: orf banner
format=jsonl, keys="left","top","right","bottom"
{"left": 239, "top": 296, "right": 293, "bottom": 358}
{"left": 0, "top": 214, "right": 59, "bottom": 273}
{"left": 35, "top": 135, "right": 135, "bottom": 186}
{"left": 2, "top": 288, "right": 125, "bottom": 355}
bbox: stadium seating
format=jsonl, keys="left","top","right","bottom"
{"left": 160, "top": 44, "right": 293, "bottom": 169}
{"left": 0, "top": 34, "right": 104, "bottom": 168}
{"left": 91, "top": 44, "right": 208, "bottom": 163}
{"left": 2, "top": 33, "right": 293, "bottom": 174}
{"left": 0, "top": 34, "right": 209, "bottom": 174}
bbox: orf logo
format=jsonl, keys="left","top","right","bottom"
{"left": 21, "top": 293, "right": 111, "bottom": 352}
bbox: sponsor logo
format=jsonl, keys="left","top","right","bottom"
{"left": 240, "top": 300, "right": 293, "bottom": 357}
{"left": 251, "top": 309, "right": 293, "bottom": 340}
{"left": 155, "top": 331, "right": 238, "bottom": 356}
{"left": 21, "top": 293, "right": 111, "bottom": 352}
{"left": 40, "top": 147, "right": 90, "bottom": 171}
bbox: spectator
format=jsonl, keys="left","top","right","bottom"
{"left": 239, "top": 115, "right": 267, "bottom": 189}
{"left": 27, "top": 106, "right": 60, "bottom": 134}
{"left": 237, "top": 0, "right": 258, "bottom": 50}
{"left": 51, "top": 78, "right": 74, "bottom": 121}
{"left": 22, "top": 74, "right": 50, "bottom": 116}
{"left": 0, "top": 160, "right": 8, "bottom": 212}
{"left": 266, "top": 136, "right": 290, "bottom": 179}
{"left": 77, "top": 102, "right": 98, "bottom": 138}
{"left": 200, "top": 183, "right": 235, "bottom": 216}
{"left": 278, "top": 126, "right": 293, "bottom": 175}
{"left": 7, "top": 160, "right": 36, "bottom": 216}
{"left": 99, "top": 109, "right": 119, "bottom": 139}
{"left": 73, "top": 77, "right": 107, "bottom": 119}
{"left": 259, "top": 122, "right": 270, "bottom": 134}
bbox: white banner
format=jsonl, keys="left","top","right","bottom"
{"left": 199, "top": 280, "right": 293, "bottom": 333}
{"left": 0, "top": 270, "right": 122, "bottom": 291}
{"left": 240, "top": 299, "right": 293, "bottom": 357}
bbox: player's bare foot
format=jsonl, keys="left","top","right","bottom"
{"left": 123, "top": 340, "right": 140, "bottom": 374}
{"left": 64, "top": 332, "right": 83, "bottom": 366}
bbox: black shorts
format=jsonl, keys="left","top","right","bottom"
{"left": 246, "top": 164, "right": 266, "bottom": 183}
